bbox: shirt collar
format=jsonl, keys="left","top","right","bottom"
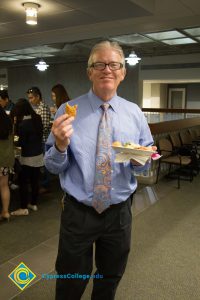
{"left": 23, "top": 115, "right": 31, "bottom": 120}
{"left": 88, "top": 89, "right": 119, "bottom": 113}
{"left": 32, "top": 101, "right": 43, "bottom": 109}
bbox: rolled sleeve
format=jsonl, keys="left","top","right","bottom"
{"left": 44, "top": 144, "right": 69, "bottom": 174}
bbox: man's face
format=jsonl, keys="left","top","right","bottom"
{"left": 88, "top": 48, "right": 126, "bottom": 99}
{"left": 27, "top": 93, "right": 40, "bottom": 105}
{"left": 0, "top": 97, "right": 8, "bottom": 108}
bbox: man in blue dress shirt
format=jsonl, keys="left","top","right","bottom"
{"left": 44, "top": 40, "right": 154, "bottom": 300}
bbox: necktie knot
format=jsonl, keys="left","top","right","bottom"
{"left": 101, "top": 103, "right": 110, "bottom": 111}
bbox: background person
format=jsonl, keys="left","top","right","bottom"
{"left": 26, "top": 86, "right": 51, "bottom": 144}
{"left": 0, "top": 90, "right": 15, "bottom": 114}
{"left": 50, "top": 83, "right": 70, "bottom": 117}
{"left": 11, "top": 99, "right": 43, "bottom": 216}
{"left": 45, "top": 40, "right": 154, "bottom": 300}
{"left": 27, "top": 87, "right": 51, "bottom": 193}
{"left": 0, "top": 106, "right": 14, "bottom": 221}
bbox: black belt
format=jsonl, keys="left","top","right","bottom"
{"left": 64, "top": 193, "right": 132, "bottom": 213}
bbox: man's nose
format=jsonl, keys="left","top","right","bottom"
{"left": 103, "top": 65, "right": 111, "bottom": 72}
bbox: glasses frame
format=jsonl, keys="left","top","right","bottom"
{"left": 90, "top": 62, "right": 124, "bottom": 71}
{"left": 27, "top": 89, "right": 33, "bottom": 94}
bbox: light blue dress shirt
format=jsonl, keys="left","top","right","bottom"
{"left": 44, "top": 89, "right": 154, "bottom": 206}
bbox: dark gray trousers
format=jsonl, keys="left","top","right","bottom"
{"left": 55, "top": 195, "right": 132, "bottom": 300}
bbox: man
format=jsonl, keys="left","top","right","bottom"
{"left": 44, "top": 41, "right": 154, "bottom": 300}
{"left": 27, "top": 86, "right": 51, "bottom": 192}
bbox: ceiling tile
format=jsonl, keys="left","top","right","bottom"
{"left": 0, "top": 52, "right": 15, "bottom": 56}
{"left": 11, "top": 55, "right": 35, "bottom": 60}
{"left": 183, "top": 27, "right": 200, "bottom": 36}
{"left": 0, "top": 57, "right": 18, "bottom": 61}
{"left": 145, "top": 30, "right": 185, "bottom": 40}
{"left": 8, "top": 46, "right": 60, "bottom": 55}
{"left": 162, "top": 38, "right": 197, "bottom": 45}
{"left": 111, "top": 34, "right": 153, "bottom": 45}
{"left": 30, "top": 53, "right": 55, "bottom": 58}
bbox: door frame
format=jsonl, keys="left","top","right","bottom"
{"left": 168, "top": 88, "right": 186, "bottom": 109}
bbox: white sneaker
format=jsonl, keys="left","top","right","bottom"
{"left": 10, "top": 183, "right": 19, "bottom": 190}
{"left": 11, "top": 208, "right": 29, "bottom": 216}
{"left": 28, "top": 204, "right": 38, "bottom": 211}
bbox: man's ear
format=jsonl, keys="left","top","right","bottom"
{"left": 120, "top": 67, "right": 126, "bottom": 82}
{"left": 122, "top": 67, "right": 126, "bottom": 79}
{"left": 87, "top": 68, "right": 92, "bottom": 81}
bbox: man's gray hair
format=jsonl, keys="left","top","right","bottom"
{"left": 87, "top": 40, "right": 125, "bottom": 69}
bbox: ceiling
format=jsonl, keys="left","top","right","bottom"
{"left": 0, "top": 0, "right": 200, "bottom": 68}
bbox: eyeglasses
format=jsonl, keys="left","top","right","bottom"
{"left": 27, "top": 87, "right": 41, "bottom": 96}
{"left": 27, "top": 89, "right": 33, "bottom": 94}
{"left": 90, "top": 62, "right": 123, "bottom": 71}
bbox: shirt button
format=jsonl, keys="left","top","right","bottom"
{"left": 111, "top": 188, "right": 114, "bottom": 190}
{"left": 111, "top": 170, "right": 114, "bottom": 173}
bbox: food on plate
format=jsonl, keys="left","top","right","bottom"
{"left": 123, "top": 142, "right": 140, "bottom": 149}
{"left": 112, "top": 141, "right": 156, "bottom": 151}
{"left": 66, "top": 103, "right": 78, "bottom": 118}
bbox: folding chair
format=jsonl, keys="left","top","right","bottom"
{"left": 156, "top": 138, "right": 193, "bottom": 189}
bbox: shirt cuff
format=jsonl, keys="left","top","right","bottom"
{"left": 54, "top": 143, "right": 67, "bottom": 153}
{"left": 52, "top": 144, "right": 68, "bottom": 158}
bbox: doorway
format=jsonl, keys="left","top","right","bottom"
{"left": 168, "top": 88, "right": 186, "bottom": 108}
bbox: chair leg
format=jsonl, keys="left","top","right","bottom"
{"left": 190, "top": 165, "right": 194, "bottom": 182}
{"left": 177, "top": 174, "right": 180, "bottom": 189}
{"left": 156, "top": 161, "right": 161, "bottom": 184}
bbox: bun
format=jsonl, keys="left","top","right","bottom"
{"left": 112, "top": 141, "right": 122, "bottom": 147}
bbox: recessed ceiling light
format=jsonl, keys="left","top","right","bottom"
{"left": 125, "top": 51, "right": 141, "bottom": 66}
{"left": 22, "top": 2, "right": 41, "bottom": 25}
{"left": 35, "top": 59, "right": 49, "bottom": 71}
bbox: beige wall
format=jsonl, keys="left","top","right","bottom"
{"left": 160, "top": 84, "right": 168, "bottom": 108}
{"left": 142, "top": 83, "right": 168, "bottom": 108}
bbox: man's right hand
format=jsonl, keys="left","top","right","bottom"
{"left": 51, "top": 114, "right": 74, "bottom": 152}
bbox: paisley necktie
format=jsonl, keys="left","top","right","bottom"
{"left": 92, "top": 103, "right": 112, "bottom": 213}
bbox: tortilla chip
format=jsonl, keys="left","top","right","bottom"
{"left": 66, "top": 103, "right": 78, "bottom": 118}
